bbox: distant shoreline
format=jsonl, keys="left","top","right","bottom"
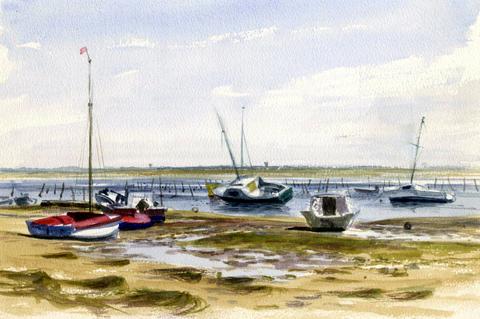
{"left": 0, "top": 166, "right": 479, "bottom": 180}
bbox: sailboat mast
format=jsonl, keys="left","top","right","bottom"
{"left": 86, "top": 51, "right": 93, "bottom": 212}
{"left": 240, "top": 106, "right": 244, "bottom": 169}
{"left": 216, "top": 111, "right": 240, "bottom": 180}
{"left": 410, "top": 116, "right": 425, "bottom": 184}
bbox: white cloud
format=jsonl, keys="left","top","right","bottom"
{"left": 292, "top": 23, "right": 369, "bottom": 37}
{"left": 291, "top": 26, "right": 332, "bottom": 36}
{"left": 169, "top": 26, "right": 277, "bottom": 49}
{"left": 212, "top": 85, "right": 249, "bottom": 97}
{"left": 111, "top": 37, "right": 156, "bottom": 49}
{"left": 249, "top": 12, "right": 480, "bottom": 167}
{"left": 16, "top": 41, "right": 41, "bottom": 49}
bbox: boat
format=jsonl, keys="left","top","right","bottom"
{"left": 95, "top": 188, "right": 128, "bottom": 208}
{"left": 300, "top": 193, "right": 359, "bottom": 231}
{"left": 26, "top": 212, "right": 121, "bottom": 239}
{"left": 26, "top": 48, "right": 121, "bottom": 240}
{"left": 353, "top": 186, "right": 380, "bottom": 195}
{"left": 14, "top": 193, "right": 36, "bottom": 206}
{"left": 211, "top": 176, "right": 293, "bottom": 203}
{"left": 208, "top": 111, "right": 293, "bottom": 204}
{"left": 109, "top": 208, "right": 154, "bottom": 230}
{"left": 389, "top": 184, "right": 455, "bottom": 203}
{"left": 388, "top": 117, "right": 455, "bottom": 204}
{"left": 144, "top": 207, "right": 166, "bottom": 224}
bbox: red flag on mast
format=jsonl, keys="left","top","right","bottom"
{"left": 80, "top": 47, "right": 88, "bottom": 55}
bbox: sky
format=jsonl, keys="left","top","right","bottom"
{"left": 1, "top": 0, "right": 480, "bottom": 168}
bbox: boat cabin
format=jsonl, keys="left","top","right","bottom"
{"left": 311, "top": 194, "right": 349, "bottom": 216}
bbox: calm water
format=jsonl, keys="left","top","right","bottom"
{"left": 2, "top": 177, "right": 480, "bottom": 222}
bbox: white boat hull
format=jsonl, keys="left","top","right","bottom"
{"left": 301, "top": 211, "right": 357, "bottom": 231}
{"left": 69, "top": 222, "right": 119, "bottom": 240}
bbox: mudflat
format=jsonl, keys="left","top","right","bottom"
{"left": 1, "top": 207, "right": 480, "bottom": 318}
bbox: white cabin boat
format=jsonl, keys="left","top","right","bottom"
{"left": 301, "top": 193, "right": 359, "bottom": 231}
{"left": 389, "top": 184, "right": 455, "bottom": 204}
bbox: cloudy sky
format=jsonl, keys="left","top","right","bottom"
{"left": 1, "top": 1, "right": 480, "bottom": 168}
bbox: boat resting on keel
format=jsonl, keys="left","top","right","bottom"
{"left": 301, "top": 193, "right": 358, "bottom": 231}
{"left": 26, "top": 212, "right": 121, "bottom": 240}
{"left": 209, "top": 176, "right": 293, "bottom": 204}
{"left": 109, "top": 208, "right": 154, "bottom": 230}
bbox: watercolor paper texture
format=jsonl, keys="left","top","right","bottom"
{"left": 1, "top": 1, "right": 480, "bottom": 318}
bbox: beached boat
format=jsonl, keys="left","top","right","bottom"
{"left": 26, "top": 212, "right": 121, "bottom": 239}
{"left": 14, "top": 193, "right": 36, "bottom": 206}
{"left": 26, "top": 48, "right": 122, "bottom": 240}
{"left": 95, "top": 188, "right": 128, "bottom": 208}
{"left": 110, "top": 208, "right": 154, "bottom": 230}
{"left": 211, "top": 176, "right": 293, "bottom": 204}
{"left": 209, "top": 111, "right": 293, "bottom": 204}
{"left": 301, "top": 193, "right": 359, "bottom": 231}
{"left": 388, "top": 117, "right": 455, "bottom": 204}
{"left": 0, "top": 196, "right": 13, "bottom": 206}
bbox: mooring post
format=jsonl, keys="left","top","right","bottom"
{"left": 474, "top": 179, "right": 479, "bottom": 192}
{"left": 325, "top": 178, "right": 330, "bottom": 193}
{"left": 434, "top": 178, "right": 437, "bottom": 189}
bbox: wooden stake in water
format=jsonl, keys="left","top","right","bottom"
{"left": 474, "top": 179, "right": 479, "bottom": 192}
{"left": 71, "top": 187, "right": 75, "bottom": 201}
{"left": 463, "top": 178, "right": 466, "bottom": 192}
{"left": 434, "top": 178, "right": 437, "bottom": 189}
{"left": 38, "top": 183, "right": 45, "bottom": 198}
{"left": 60, "top": 182, "right": 65, "bottom": 200}
{"left": 158, "top": 177, "right": 164, "bottom": 207}
{"left": 325, "top": 178, "right": 330, "bottom": 193}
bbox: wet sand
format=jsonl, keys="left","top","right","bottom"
{"left": 1, "top": 207, "right": 480, "bottom": 318}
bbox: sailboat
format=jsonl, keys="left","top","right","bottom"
{"left": 389, "top": 117, "right": 455, "bottom": 204}
{"left": 26, "top": 48, "right": 121, "bottom": 240}
{"left": 208, "top": 111, "right": 293, "bottom": 204}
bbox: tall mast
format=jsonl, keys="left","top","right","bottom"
{"left": 82, "top": 47, "right": 93, "bottom": 212}
{"left": 240, "top": 106, "right": 245, "bottom": 169}
{"left": 216, "top": 111, "right": 240, "bottom": 180}
{"left": 410, "top": 116, "right": 425, "bottom": 184}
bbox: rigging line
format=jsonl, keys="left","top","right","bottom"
{"left": 95, "top": 120, "right": 107, "bottom": 183}
{"left": 243, "top": 131, "right": 253, "bottom": 168}
{"left": 75, "top": 120, "right": 89, "bottom": 189}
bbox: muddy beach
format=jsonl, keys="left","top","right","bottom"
{"left": 1, "top": 207, "right": 480, "bottom": 318}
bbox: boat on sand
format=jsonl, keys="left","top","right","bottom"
{"left": 301, "top": 193, "right": 358, "bottom": 231}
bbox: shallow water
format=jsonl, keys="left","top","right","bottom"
{"left": 76, "top": 237, "right": 349, "bottom": 281}
{"left": 2, "top": 177, "right": 480, "bottom": 222}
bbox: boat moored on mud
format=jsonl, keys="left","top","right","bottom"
{"left": 210, "top": 176, "right": 293, "bottom": 204}
{"left": 26, "top": 212, "right": 121, "bottom": 239}
{"left": 301, "top": 193, "right": 359, "bottom": 231}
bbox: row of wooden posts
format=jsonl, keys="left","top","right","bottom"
{"left": 29, "top": 176, "right": 480, "bottom": 203}
{"left": 284, "top": 177, "right": 480, "bottom": 193}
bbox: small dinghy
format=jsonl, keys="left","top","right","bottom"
{"left": 14, "top": 193, "right": 36, "bottom": 206}
{"left": 301, "top": 193, "right": 359, "bottom": 231}
{"left": 26, "top": 212, "right": 121, "bottom": 240}
{"left": 110, "top": 208, "right": 154, "bottom": 230}
{"left": 354, "top": 186, "right": 380, "bottom": 195}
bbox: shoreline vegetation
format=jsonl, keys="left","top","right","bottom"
{"left": 1, "top": 166, "right": 480, "bottom": 180}
{"left": 1, "top": 207, "right": 480, "bottom": 318}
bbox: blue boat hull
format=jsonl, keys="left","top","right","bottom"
{"left": 119, "top": 221, "right": 154, "bottom": 230}
{"left": 26, "top": 220, "right": 74, "bottom": 238}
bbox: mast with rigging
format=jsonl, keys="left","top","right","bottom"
{"left": 81, "top": 47, "right": 93, "bottom": 212}
{"left": 410, "top": 116, "right": 425, "bottom": 184}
